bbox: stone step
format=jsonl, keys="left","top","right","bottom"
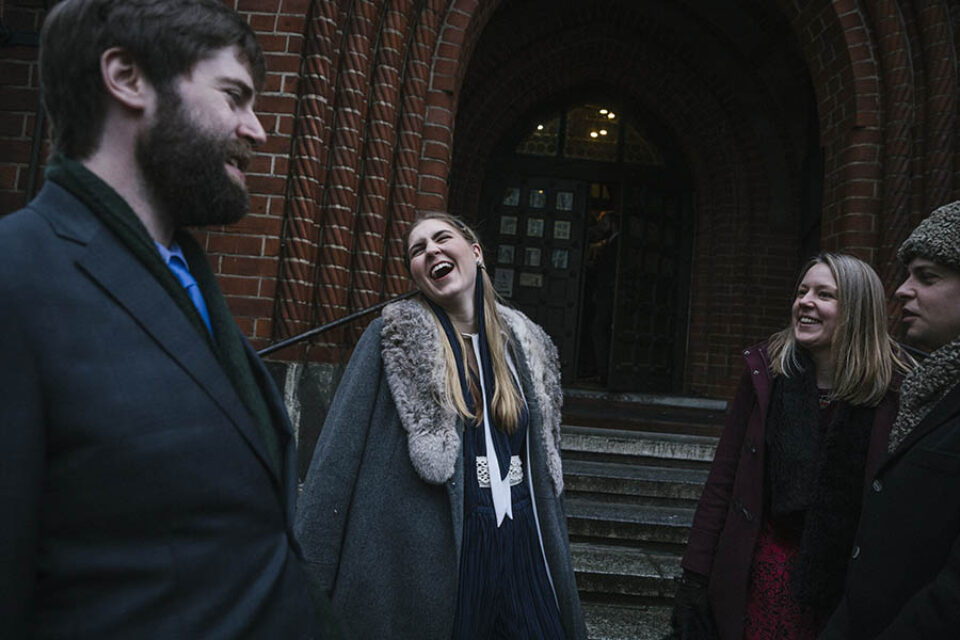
{"left": 583, "top": 602, "right": 672, "bottom": 640}
{"left": 564, "top": 388, "right": 727, "bottom": 412}
{"left": 563, "top": 459, "right": 709, "bottom": 507}
{"left": 565, "top": 498, "right": 694, "bottom": 546}
{"left": 572, "top": 542, "right": 681, "bottom": 599}
{"left": 558, "top": 397, "right": 712, "bottom": 632}
{"left": 562, "top": 425, "right": 718, "bottom": 467}
{"left": 563, "top": 388, "right": 727, "bottom": 439}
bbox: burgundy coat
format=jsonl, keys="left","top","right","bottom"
{"left": 681, "top": 345, "right": 898, "bottom": 640}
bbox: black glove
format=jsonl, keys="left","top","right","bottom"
{"left": 665, "top": 569, "right": 717, "bottom": 640}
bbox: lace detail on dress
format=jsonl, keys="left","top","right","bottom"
{"left": 476, "top": 455, "right": 523, "bottom": 488}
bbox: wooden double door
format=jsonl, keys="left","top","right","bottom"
{"left": 482, "top": 174, "right": 692, "bottom": 393}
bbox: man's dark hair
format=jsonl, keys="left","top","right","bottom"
{"left": 39, "top": 0, "right": 266, "bottom": 159}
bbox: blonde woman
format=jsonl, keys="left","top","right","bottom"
{"left": 295, "top": 212, "right": 586, "bottom": 639}
{"left": 671, "top": 253, "right": 910, "bottom": 639}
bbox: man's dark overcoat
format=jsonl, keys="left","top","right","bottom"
{"left": 822, "top": 383, "right": 960, "bottom": 638}
{"left": 0, "top": 182, "right": 317, "bottom": 638}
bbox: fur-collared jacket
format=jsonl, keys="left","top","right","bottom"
{"left": 295, "top": 299, "right": 586, "bottom": 640}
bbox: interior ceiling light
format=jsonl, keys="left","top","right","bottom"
{"left": 607, "top": 112, "right": 616, "bottom": 120}
{"left": 599, "top": 129, "right": 608, "bottom": 136}
{"left": 537, "top": 124, "right": 544, "bottom": 131}
{"left": 599, "top": 108, "right": 609, "bottom": 115}
{"left": 589, "top": 131, "right": 599, "bottom": 138}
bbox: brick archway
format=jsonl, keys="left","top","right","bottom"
{"left": 448, "top": 0, "right": 813, "bottom": 396}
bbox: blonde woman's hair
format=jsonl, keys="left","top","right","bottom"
{"left": 403, "top": 211, "right": 524, "bottom": 432}
{"left": 767, "top": 252, "right": 911, "bottom": 406}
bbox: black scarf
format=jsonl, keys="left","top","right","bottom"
{"left": 46, "top": 156, "right": 281, "bottom": 473}
{"left": 425, "top": 268, "right": 515, "bottom": 480}
{"left": 765, "top": 352, "right": 875, "bottom": 615}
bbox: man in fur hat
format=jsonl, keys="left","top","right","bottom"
{"left": 822, "top": 201, "right": 960, "bottom": 638}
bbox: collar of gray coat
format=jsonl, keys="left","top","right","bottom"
{"left": 380, "top": 298, "right": 564, "bottom": 495}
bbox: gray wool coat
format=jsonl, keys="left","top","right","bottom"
{"left": 295, "top": 299, "right": 586, "bottom": 639}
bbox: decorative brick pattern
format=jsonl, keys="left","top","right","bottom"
{"left": 270, "top": 0, "right": 352, "bottom": 350}
{"left": 380, "top": 0, "right": 448, "bottom": 297}
{"left": 1, "top": 0, "right": 958, "bottom": 397}
{"left": 270, "top": 0, "right": 451, "bottom": 357}
{"left": 871, "top": 0, "right": 919, "bottom": 284}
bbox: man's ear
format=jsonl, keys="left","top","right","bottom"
{"left": 100, "top": 47, "right": 153, "bottom": 112}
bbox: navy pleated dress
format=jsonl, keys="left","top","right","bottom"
{"left": 452, "top": 375, "right": 566, "bottom": 639}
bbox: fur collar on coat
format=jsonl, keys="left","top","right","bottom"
{"left": 380, "top": 298, "right": 564, "bottom": 495}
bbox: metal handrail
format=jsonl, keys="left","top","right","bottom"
{"left": 257, "top": 290, "right": 419, "bottom": 357}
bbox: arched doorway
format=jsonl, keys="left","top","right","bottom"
{"left": 479, "top": 101, "right": 693, "bottom": 393}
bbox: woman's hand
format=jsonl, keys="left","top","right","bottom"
{"left": 666, "top": 570, "right": 717, "bottom": 640}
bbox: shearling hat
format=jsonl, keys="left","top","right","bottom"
{"left": 898, "top": 200, "right": 960, "bottom": 271}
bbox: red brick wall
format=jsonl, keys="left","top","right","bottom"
{"left": 786, "top": 0, "right": 883, "bottom": 264}
{"left": 2, "top": 0, "right": 959, "bottom": 398}
{"left": 0, "top": 0, "right": 46, "bottom": 214}
{"left": 195, "top": 0, "right": 309, "bottom": 346}
{"left": 784, "top": 0, "right": 960, "bottom": 277}
{"left": 269, "top": 0, "right": 453, "bottom": 362}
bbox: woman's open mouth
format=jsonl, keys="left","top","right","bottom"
{"left": 430, "top": 261, "right": 454, "bottom": 280}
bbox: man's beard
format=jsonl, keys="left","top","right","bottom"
{"left": 135, "top": 89, "right": 253, "bottom": 228}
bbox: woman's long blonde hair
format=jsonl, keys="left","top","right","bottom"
{"left": 767, "top": 252, "right": 911, "bottom": 406}
{"left": 403, "top": 211, "right": 524, "bottom": 432}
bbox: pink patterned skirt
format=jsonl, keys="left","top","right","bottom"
{"left": 744, "top": 519, "right": 824, "bottom": 639}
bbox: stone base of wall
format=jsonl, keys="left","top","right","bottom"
{"left": 264, "top": 361, "right": 347, "bottom": 482}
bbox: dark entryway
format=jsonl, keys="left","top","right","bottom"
{"left": 478, "top": 102, "right": 692, "bottom": 393}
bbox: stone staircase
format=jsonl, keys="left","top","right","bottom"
{"left": 560, "top": 390, "right": 726, "bottom": 640}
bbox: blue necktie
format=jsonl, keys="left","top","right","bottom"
{"left": 166, "top": 254, "right": 214, "bottom": 337}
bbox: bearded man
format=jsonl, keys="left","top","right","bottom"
{"left": 0, "top": 1, "right": 325, "bottom": 637}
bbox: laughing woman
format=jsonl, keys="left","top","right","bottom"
{"left": 670, "top": 253, "right": 910, "bottom": 639}
{"left": 295, "top": 212, "right": 586, "bottom": 640}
